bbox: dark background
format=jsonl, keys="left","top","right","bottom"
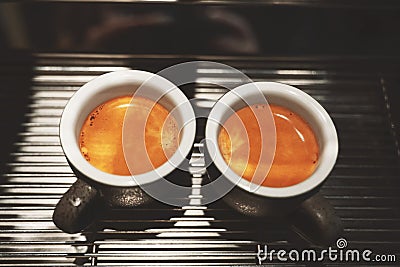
{"left": 1, "top": 1, "right": 400, "bottom": 56}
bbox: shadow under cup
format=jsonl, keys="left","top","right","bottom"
{"left": 205, "top": 81, "right": 339, "bottom": 211}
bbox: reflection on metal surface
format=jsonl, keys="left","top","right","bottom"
{"left": 198, "top": 68, "right": 326, "bottom": 76}
{"left": 193, "top": 100, "right": 216, "bottom": 109}
{"left": 33, "top": 75, "right": 98, "bottom": 84}
{"left": 194, "top": 93, "right": 224, "bottom": 100}
{"left": 148, "top": 142, "right": 227, "bottom": 238}
{"left": 35, "top": 66, "right": 131, "bottom": 72}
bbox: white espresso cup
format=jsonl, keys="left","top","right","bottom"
{"left": 204, "top": 81, "right": 341, "bottom": 245}
{"left": 54, "top": 70, "right": 196, "bottom": 233}
{"left": 206, "top": 81, "right": 338, "bottom": 199}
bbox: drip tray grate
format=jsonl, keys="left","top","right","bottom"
{"left": 0, "top": 54, "right": 399, "bottom": 266}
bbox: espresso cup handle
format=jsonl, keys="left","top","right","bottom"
{"left": 53, "top": 179, "right": 102, "bottom": 233}
{"left": 290, "top": 192, "right": 343, "bottom": 246}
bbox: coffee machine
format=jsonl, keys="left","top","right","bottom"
{"left": 0, "top": 1, "right": 399, "bottom": 265}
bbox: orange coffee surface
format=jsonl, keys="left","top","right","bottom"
{"left": 218, "top": 104, "right": 319, "bottom": 187}
{"left": 79, "top": 96, "right": 179, "bottom": 175}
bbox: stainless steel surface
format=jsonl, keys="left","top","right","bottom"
{"left": 0, "top": 53, "right": 400, "bottom": 266}
{"left": 2, "top": 3, "right": 400, "bottom": 57}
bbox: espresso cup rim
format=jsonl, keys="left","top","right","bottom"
{"left": 59, "top": 70, "right": 196, "bottom": 187}
{"left": 205, "top": 81, "right": 338, "bottom": 198}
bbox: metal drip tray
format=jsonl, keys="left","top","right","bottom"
{"left": 0, "top": 53, "right": 399, "bottom": 266}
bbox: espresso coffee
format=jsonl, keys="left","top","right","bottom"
{"left": 218, "top": 104, "right": 319, "bottom": 188}
{"left": 79, "top": 95, "right": 179, "bottom": 175}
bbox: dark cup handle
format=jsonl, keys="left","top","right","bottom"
{"left": 290, "top": 192, "right": 343, "bottom": 247}
{"left": 53, "top": 179, "right": 102, "bottom": 233}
